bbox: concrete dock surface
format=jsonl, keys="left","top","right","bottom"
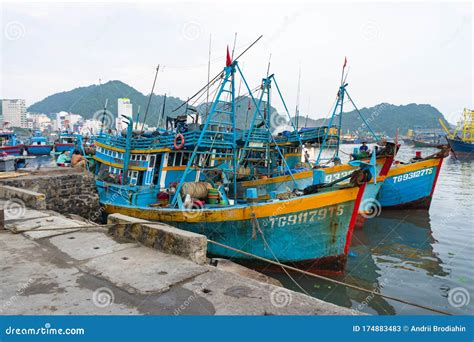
{"left": 0, "top": 199, "right": 360, "bottom": 315}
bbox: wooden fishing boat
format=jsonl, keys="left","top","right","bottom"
{"left": 96, "top": 53, "right": 370, "bottom": 272}
{"left": 26, "top": 130, "right": 53, "bottom": 155}
{"left": 234, "top": 63, "right": 396, "bottom": 220}
{"left": 0, "top": 131, "right": 25, "bottom": 156}
{"left": 54, "top": 132, "right": 80, "bottom": 153}
{"left": 376, "top": 148, "right": 449, "bottom": 209}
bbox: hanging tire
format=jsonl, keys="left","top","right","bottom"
{"left": 174, "top": 133, "right": 185, "bottom": 150}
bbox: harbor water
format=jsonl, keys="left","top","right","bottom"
{"left": 268, "top": 143, "right": 473, "bottom": 315}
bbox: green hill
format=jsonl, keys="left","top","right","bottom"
{"left": 28, "top": 81, "right": 449, "bottom": 136}
{"left": 28, "top": 81, "right": 277, "bottom": 129}
{"left": 293, "top": 103, "right": 450, "bottom": 137}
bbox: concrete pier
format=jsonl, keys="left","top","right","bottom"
{"left": 0, "top": 174, "right": 361, "bottom": 316}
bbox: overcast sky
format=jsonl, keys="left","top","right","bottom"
{"left": 1, "top": 1, "right": 472, "bottom": 123}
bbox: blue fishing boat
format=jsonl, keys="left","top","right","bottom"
{"left": 377, "top": 148, "right": 449, "bottom": 209}
{"left": 95, "top": 50, "right": 370, "bottom": 272}
{"left": 54, "top": 132, "right": 81, "bottom": 153}
{"left": 234, "top": 63, "right": 396, "bottom": 221}
{"left": 26, "top": 130, "right": 53, "bottom": 155}
{"left": 0, "top": 131, "right": 25, "bottom": 156}
{"left": 440, "top": 108, "right": 474, "bottom": 158}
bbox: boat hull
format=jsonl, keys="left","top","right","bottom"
{"left": 377, "top": 158, "right": 443, "bottom": 209}
{"left": 0, "top": 145, "right": 25, "bottom": 156}
{"left": 412, "top": 140, "right": 442, "bottom": 148}
{"left": 102, "top": 185, "right": 365, "bottom": 272}
{"left": 26, "top": 145, "right": 53, "bottom": 155}
{"left": 54, "top": 143, "right": 75, "bottom": 153}
{"left": 447, "top": 138, "right": 474, "bottom": 157}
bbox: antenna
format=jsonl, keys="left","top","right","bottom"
{"left": 266, "top": 54, "right": 272, "bottom": 78}
{"left": 159, "top": 94, "right": 167, "bottom": 128}
{"left": 206, "top": 34, "right": 212, "bottom": 117}
{"left": 295, "top": 64, "right": 301, "bottom": 129}
{"left": 231, "top": 32, "right": 237, "bottom": 59}
{"left": 141, "top": 64, "right": 160, "bottom": 132}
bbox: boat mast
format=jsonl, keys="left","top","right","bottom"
{"left": 295, "top": 64, "right": 301, "bottom": 129}
{"left": 140, "top": 64, "right": 160, "bottom": 132}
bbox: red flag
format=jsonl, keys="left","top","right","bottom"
{"left": 226, "top": 46, "right": 232, "bottom": 67}
{"left": 343, "top": 56, "right": 347, "bottom": 69}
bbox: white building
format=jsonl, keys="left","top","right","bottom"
{"left": 55, "top": 111, "right": 83, "bottom": 131}
{"left": 81, "top": 119, "right": 103, "bottom": 135}
{"left": 27, "top": 113, "right": 52, "bottom": 131}
{"left": 1, "top": 99, "right": 27, "bottom": 128}
{"left": 117, "top": 98, "right": 133, "bottom": 131}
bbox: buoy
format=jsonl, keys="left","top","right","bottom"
{"left": 174, "top": 133, "right": 185, "bottom": 150}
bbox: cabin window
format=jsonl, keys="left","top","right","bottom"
{"left": 182, "top": 152, "right": 189, "bottom": 166}
{"left": 149, "top": 155, "right": 156, "bottom": 168}
{"left": 128, "top": 170, "right": 139, "bottom": 185}
{"left": 141, "top": 155, "right": 147, "bottom": 161}
{"left": 168, "top": 152, "right": 175, "bottom": 166}
{"left": 175, "top": 153, "right": 182, "bottom": 166}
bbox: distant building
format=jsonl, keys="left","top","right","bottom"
{"left": 1, "top": 99, "right": 27, "bottom": 128}
{"left": 27, "top": 113, "right": 52, "bottom": 131}
{"left": 117, "top": 98, "right": 132, "bottom": 132}
{"left": 55, "top": 111, "right": 83, "bottom": 132}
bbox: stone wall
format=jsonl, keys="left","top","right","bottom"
{"left": 0, "top": 168, "right": 100, "bottom": 221}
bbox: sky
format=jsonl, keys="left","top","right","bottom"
{"left": 1, "top": 1, "right": 473, "bottom": 124}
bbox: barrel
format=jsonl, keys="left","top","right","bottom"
{"left": 207, "top": 188, "right": 220, "bottom": 204}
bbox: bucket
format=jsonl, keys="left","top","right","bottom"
{"left": 246, "top": 188, "right": 258, "bottom": 203}
{"left": 312, "top": 169, "right": 326, "bottom": 185}
{"left": 415, "top": 151, "right": 422, "bottom": 158}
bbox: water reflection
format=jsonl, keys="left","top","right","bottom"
{"left": 271, "top": 210, "right": 454, "bottom": 315}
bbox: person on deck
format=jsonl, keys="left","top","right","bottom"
{"left": 359, "top": 142, "right": 369, "bottom": 153}
{"left": 71, "top": 149, "right": 86, "bottom": 168}
{"left": 56, "top": 151, "right": 71, "bottom": 166}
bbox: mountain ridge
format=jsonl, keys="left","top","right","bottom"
{"left": 28, "top": 81, "right": 449, "bottom": 136}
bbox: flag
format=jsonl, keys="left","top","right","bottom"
{"left": 343, "top": 56, "right": 347, "bottom": 69}
{"left": 226, "top": 46, "right": 232, "bottom": 67}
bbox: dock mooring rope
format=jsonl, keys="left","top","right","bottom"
{"left": 3, "top": 222, "right": 451, "bottom": 315}
{"left": 207, "top": 239, "right": 452, "bottom": 315}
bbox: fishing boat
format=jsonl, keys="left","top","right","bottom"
{"left": 0, "top": 131, "right": 25, "bottom": 156}
{"left": 234, "top": 64, "right": 396, "bottom": 220}
{"left": 409, "top": 127, "right": 446, "bottom": 147}
{"left": 95, "top": 52, "right": 370, "bottom": 272}
{"left": 377, "top": 148, "right": 449, "bottom": 209}
{"left": 54, "top": 132, "right": 81, "bottom": 153}
{"left": 439, "top": 108, "right": 474, "bottom": 158}
{"left": 26, "top": 130, "right": 53, "bottom": 155}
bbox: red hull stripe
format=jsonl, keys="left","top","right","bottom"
{"left": 429, "top": 158, "right": 443, "bottom": 198}
{"left": 344, "top": 182, "right": 367, "bottom": 255}
{"left": 380, "top": 155, "right": 394, "bottom": 176}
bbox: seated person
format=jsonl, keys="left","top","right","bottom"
{"left": 359, "top": 142, "right": 369, "bottom": 153}
{"left": 71, "top": 149, "right": 86, "bottom": 168}
{"left": 56, "top": 151, "right": 71, "bottom": 166}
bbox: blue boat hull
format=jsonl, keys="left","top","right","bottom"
{"left": 54, "top": 143, "right": 76, "bottom": 153}
{"left": 377, "top": 158, "right": 443, "bottom": 209}
{"left": 26, "top": 145, "right": 53, "bottom": 155}
{"left": 447, "top": 138, "right": 474, "bottom": 157}
{"left": 102, "top": 184, "right": 365, "bottom": 272}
